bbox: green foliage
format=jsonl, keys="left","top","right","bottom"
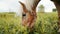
{"left": 0, "top": 12, "right": 58, "bottom": 34}
{"left": 34, "top": 12, "right": 58, "bottom": 34}
{"left": 38, "top": 5, "right": 45, "bottom": 13}
{"left": 52, "top": 8, "right": 57, "bottom": 12}
{"left": 0, "top": 13, "right": 22, "bottom": 34}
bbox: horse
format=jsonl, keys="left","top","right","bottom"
{"left": 19, "top": 0, "right": 60, "bottom": 33}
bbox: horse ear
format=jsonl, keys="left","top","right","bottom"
{"left": 19, "top": 1, "right": 28, "bottom": 13}
{"left": 19, "top": 1, "right": 26, "bottom": 9}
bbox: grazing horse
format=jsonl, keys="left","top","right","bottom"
{"left": 19, "top": 0, "right": 40, "bottom": 28}
{"left": 19, "top": 0, "right": 60, "bottom": 33}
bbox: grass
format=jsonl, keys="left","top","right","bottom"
{"left": 0, "top": 12, "right": 58, "bottom": 34}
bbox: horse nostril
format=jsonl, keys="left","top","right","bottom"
{"left": 22, "top": 14, "right": 26, "bottom": 16}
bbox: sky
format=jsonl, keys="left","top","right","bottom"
{"left": 0, "top": 0, "right": 20, "bottom": 12}
{"left": 0, "top": 0, "right": 56, "bottom": 13}
{"left": 37, "top": 0, "right": 56, "bottom": 12}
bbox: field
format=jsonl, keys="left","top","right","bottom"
{"left": 0, "top": 12, "right": 58, "bottom": 34}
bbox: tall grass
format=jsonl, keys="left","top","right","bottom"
{"left": 0, "top": 12, "right": 58, "bottom": 34}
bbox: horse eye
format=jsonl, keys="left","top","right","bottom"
{"left": 22, "top": 14, "right": 26, "bottom": 16}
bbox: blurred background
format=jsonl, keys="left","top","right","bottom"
{"left": 0, "top": 0, "right": 58, "bottom": 34}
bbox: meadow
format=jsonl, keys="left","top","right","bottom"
{"left": 0, "top": 12, "right": 58, "bottom": 34}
